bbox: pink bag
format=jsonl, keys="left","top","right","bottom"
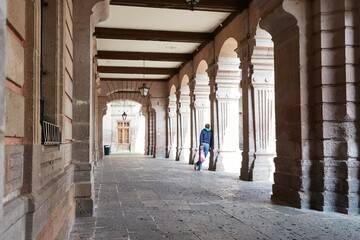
{"left": 199, "top": 149, "right": 206, "bottom": 163}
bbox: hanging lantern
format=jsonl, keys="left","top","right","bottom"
{"left": 139, "top": 83, "right": 150, "bottom": 97}
{"left": 185, "top": 0, "right": 200, "bottom": 11}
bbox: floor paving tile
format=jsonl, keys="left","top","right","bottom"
{"left": 70, "top": 154, "right": 360, "bottom": 240}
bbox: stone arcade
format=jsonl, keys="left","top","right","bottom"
{"left": 0, "top": 0, "right": 359, "bottom": 239}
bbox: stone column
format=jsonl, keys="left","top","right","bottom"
{"left": 348, "top": 1, "right": 360, "bottom": 214}
{"left": 238, "top": 35, "right": 256, "bottom": 181}
{"left": 145, "top": 105, "right": 151, "bottom": 155}
{"left": 167, "top": 96, "right": 177, "bottom": 160}
{"left": 150, "top": 108, "right": 156, "bottom": 157}
{"left": 97, "top": 96, "right": 107, "bottom": 159}
{"left": 175, "top": 89, "right": 181, "bottom": 161}
{"left": 72, "top": 0, "right": 108, "bottom": 217}
{"left": 141, "top": 105, "right": 148, "bottom": 155}
{"left": 212, "top": 57, "right": 242, "bottom": 172}
{"left": 178, "top": 90, "right": 191, "bottom": 163}
{"left": 188, "top": 78, "right": 195, "bottom": 164}
{"left": 207, "top": 63, "right": 219, "bottom": 170}
{"left": 190, "top": 74, "right": 211, "bottom": 164}
{"left": 0, "top": 0, "right": 6, "bottom": 221}
{"left": 145, "top": 103, "right": 156, "bottom": 157}
{"left": 151, "top": 97, "right": 167, "bottom": 158}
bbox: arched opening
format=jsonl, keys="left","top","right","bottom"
{"left": 250, "top": 25, "right": 276, "bottom": 182}
{"left": 214, "top": 37, "right": 242, "bottom": 173}
{"left": 191, "top": 60, "right": 211, "bottom": 166}
{"left": 257, "top": 2, "right": 303, "bottom": 208}
{"left": 103, "top": 99, "right": 146, "bottom": 154}
{"left": 177, "top": 75, "right": 191, "bottom": 163}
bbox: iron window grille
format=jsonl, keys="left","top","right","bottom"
{"left": 42, "top": 121, "right": 61, "bottom": 145}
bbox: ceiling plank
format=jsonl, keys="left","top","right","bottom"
{"left": 94, "top": 28, "right": 212, "bottom": 43}
{"left": 98, "top": 66, "right": 178, "bottom": 75}
{"left": 101, "top": 78, "right": 168, "bottom": 82}
{"left": 110, "top": 0, "right": 251, "bottom": 12}
{"left": 97, "top": 51, "right": 192, "bottom": 62}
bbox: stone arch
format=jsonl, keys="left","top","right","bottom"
{"left": 103, "top": 99, "right": 145, "bottom": 153}
{"left": 106, "top": 91, "right": 147, "bottom": 106}
{"left": 196, "top": 60, "right": 209, "bottom": 74}
{"left": 219, "top": 38, "right": 238, "bottom": 58}
{"left": 170, "top": 84, "right": 176, "bottom": 95}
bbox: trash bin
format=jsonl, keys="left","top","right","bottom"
{"left": 104, "top": 145, "right": 110, "bottom": 156}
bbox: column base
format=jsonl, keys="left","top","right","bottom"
{"left": 214, "top": 150, "right": 242, "bottom": 173}
{"left": 75, "top": 197, "right": 93, "bottom": 217}
{"left": 169, "top": 148, "right": 177, "bottom": 160}
{"left": 179, "top": 148, "right": 190, "bottom": 163}
{"left": 252, "top": 153, "right": 275, "bottom": 181}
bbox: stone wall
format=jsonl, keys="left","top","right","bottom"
{"left": 1, "top": 0, "right": 27, "bottom": 239}
{"left": 0, "top": 0, "right": 6, "bottom": 224}
{"left": 1, "top": 0, "right": 76, "bottom": 239}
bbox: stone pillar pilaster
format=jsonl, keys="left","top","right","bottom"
{"left": 190, "top": 74, "right": 211, "bottom": 164}
{"left": 175, "top": 90, "right": 181, "bottom": 161}
{"left": 257, "top": 0, "right": 311, "bottom": 209}
{"left": 141, "top": 105, "right": 149, "bottom": 155}
{"left": 167, "top": 96, "right": 177, "bottom": 160}
{"left": 0, "top": 0, "right": 6, "bottom": 221}
{"left": 311, "top": 0, "right": 360, "bottom": 214}
{"left": 97, "top": 96, "right": 107, "bottom": 159}
{"left": 178, "top": 91, "right": 191, "bottom": 163}
{"left": 213, "top": 58, "right": 242, "bottom": 172}
{"left": 72, "top": 0, "right": 108, "bottom": 217}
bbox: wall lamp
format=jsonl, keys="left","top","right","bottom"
{"left": 122, "top": 112, "right": 127, "bottom": 121}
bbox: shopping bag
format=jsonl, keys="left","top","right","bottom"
{"left": 199, "top": 149, "right": 206, "bottom": 163}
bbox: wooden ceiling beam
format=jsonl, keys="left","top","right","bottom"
{"left": 94, "top": 28, "right": 212, "bottom": 43}
{"left": 110, "top": 0, "right": 251, "bottom": 12}
{"left": 98, "top": 66, "right": 178, "bottom": 75}
{"left": 97, "top": 51, "right": 192, "bottom": 62}
{"left": 101, "top": 78, "right": 168, "bottom": 82}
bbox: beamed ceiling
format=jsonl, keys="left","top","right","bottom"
{"left": 95, "top": 0, "right": 251, "bottom": 99}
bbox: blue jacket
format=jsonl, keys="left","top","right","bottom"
{"left": 200, "top": 128, "right": 212, "bottom": 146}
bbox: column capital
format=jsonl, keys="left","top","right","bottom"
{"left": 213, "top": 58, "right": 241, "bottom": 100}
{"left": 236, "top": 36, "right": 256, "bottom": 63}
{"left": 206, "top": 62, "right": 219, "bottom": 81}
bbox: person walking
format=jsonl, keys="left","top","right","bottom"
{"left": 194, "top": 123, "right": 212, "bottom": 171}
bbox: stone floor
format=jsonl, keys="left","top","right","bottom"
{"left": 70, "top": 154, "right": 360, "bottom": 240}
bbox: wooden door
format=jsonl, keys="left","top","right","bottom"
{"left": 117, "top": 122, "right": 130, "bottom": 151}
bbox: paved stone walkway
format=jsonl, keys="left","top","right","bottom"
{"left": 70, "top": 154, "right": 360, "bottom": 240}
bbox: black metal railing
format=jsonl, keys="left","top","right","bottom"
{"left": 42, "top": 121, "right": 61, "bottom": 145}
